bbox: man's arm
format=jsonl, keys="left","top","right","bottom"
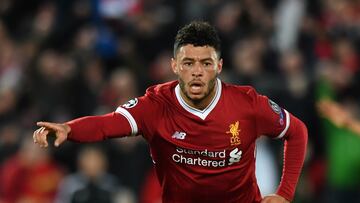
{"left": 347, "top": 119, "right": 360, "bottom": 135}
{"left": 272, "top": 114, "right": 308, "bottom": 202}
{"left": 248, "top": 87, "right": 308, "bottom": 202}
{"left": 33, "top": 112, "right": 132, "bottom": 147}
{"left": 317, "top": 99, "right": 360, "bottom": 135}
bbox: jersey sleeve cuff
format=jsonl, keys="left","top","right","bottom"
{"left": 276, "top": 190, "right": 292, "bottom": 202}
{"left": 274, "top": 110, "right": 290, "bottom": 139}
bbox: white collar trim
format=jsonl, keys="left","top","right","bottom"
{"left": 175, "top": 78, "right": 222, "bottom": 120}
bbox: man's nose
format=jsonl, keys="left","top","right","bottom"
{"left": 192, "top": 62, "right": 204, "bottom": 77}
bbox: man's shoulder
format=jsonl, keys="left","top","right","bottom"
{"left": 222, "top": 82, "right": 259, "bottom": 99}
{"left": 143, "top": 81, "right": 178, "bottom": 107}
{"left": 146, "top": 80, "right": 178, "bottom": 96}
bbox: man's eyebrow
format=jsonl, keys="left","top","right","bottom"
{"left": 182, "top": 57, "right": 195, "bottom": 61}
{"left": 181, "top": 57, "right": 214, "bottom": 61}
{"left": 200, "top": 58, "right": 214, "bottom": 62}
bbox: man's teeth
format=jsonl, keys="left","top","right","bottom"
{"left": 191, "top": 85, "right": 201, "bottom": 90}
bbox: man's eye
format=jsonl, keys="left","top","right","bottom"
{"left": 204, "top": 62, "right": 212, "bottom": 66}
{"left": 184, "top": 62, "right": 192, "bottom": 66}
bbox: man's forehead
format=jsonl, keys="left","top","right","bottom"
{"left": 177, "top": 44, "right": 218, "bottom": 60}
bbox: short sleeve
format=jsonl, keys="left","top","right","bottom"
{"left": 250, "top": 89, "right": 290, "bottom": 139}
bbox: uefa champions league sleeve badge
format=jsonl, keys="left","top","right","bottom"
{"left": 268, "top": 99, "right": 281, "bottom": 114}
{"left": 122, "top": 98, "right": 138, "bottom": 109}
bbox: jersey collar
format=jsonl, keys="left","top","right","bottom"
{"left": 175, "top": 78, "right": 222, "bottom": 120}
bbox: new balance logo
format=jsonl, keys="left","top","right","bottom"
{"left": 172, "top": 131, "right": 187, "bottom": 140}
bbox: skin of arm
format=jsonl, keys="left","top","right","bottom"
{"left": 317, "top": 99, "right": 360, "bottom": 135}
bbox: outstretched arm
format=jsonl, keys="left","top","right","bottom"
{"left": 33, "top": 112, "right": 133, "bottom": 147}
{"left": 317, "top": 99, "right": 360, "bottom": 135}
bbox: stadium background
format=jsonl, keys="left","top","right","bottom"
{"left": 0, "top": 0, "right": 359, "bottom": 202}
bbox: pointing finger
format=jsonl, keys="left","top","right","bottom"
{"left": 37, "top": 122, "right": 61, "bottom": 131}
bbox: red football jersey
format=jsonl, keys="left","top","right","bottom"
{"left": 115, "top": 79, "right": 289, "bottom": 203}
{"left": 68, "top": 79, "right": 306, "bottom": 203}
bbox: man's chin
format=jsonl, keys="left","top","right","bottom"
{"left": 187, "top": 93, "right": 205, "bottom": 102}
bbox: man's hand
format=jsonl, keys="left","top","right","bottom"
{"left": 261, "top": 194, "right": 290, "bottom": 203}
{"left": 33, "top": 122, "right": 71, "bottom": 148}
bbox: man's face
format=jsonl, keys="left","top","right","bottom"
{"left": 171, "top": 44, "right": 222, "bottom": 104}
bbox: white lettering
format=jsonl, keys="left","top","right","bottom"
{"left": 175, "top": 147, "right": 225, "bottom": 158}
{"left": 201, "top": 159, "right": 208, "bottom": 166}
{"left": 172, "top": 154, "right": 180, "bottom": 162}
{"left": 219, "top": 150, "right": 226, "bottom": 158}
{"left": 172, "top": 147, "right": 240, "bottom": 168}
{"left": 218, "top": 160, "right": 225, "bottom": 167}
{"left": 176, "top": 147, "right": 183, "bottom": 153}
{"left": 172, "top": 153, "right": 226, "bottom": 168}
{"left": 212, "top": 160, "right": 218, "bottom": 167}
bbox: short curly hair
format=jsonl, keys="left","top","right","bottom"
{"left": 173, "top": 21, "right": 221, "bottom": 58}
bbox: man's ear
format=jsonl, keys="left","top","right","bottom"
{"left": 171, "top": 58, "right": 178, "bottom": 74}
{"left": 217, "top": 58, "right": 223, "bottom": 74}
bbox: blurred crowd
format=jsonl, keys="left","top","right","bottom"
{"left": 0, "top": 0, "right": 359, "bottom": 203}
